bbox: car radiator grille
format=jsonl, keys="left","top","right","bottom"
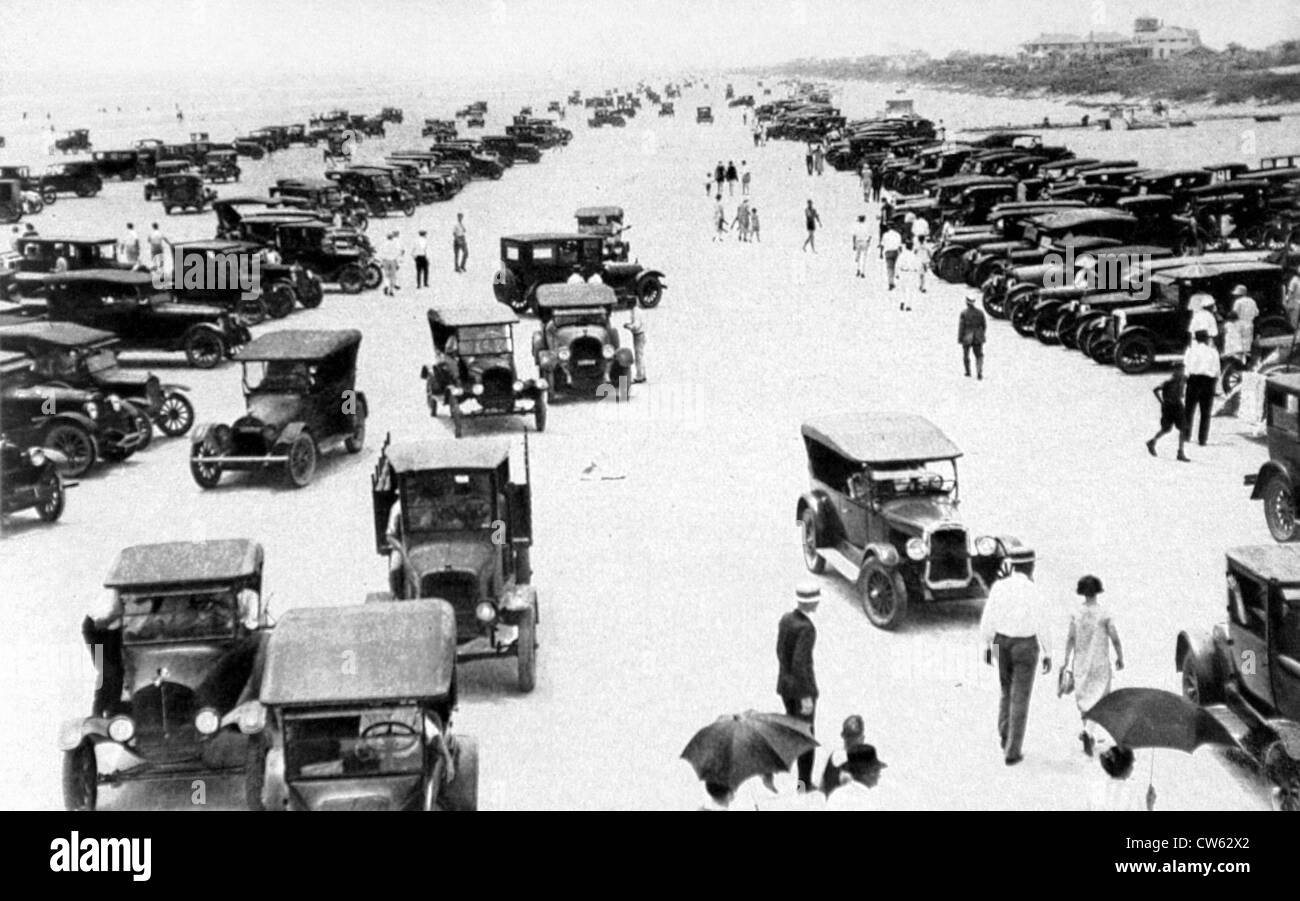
{"left": 570, "top": 336, "right": 603, "bottom": 372}
{"left": 927, "top": 529, "right": 971, "bottom": 584}
{"left": 420, "top": 574, "right": 480, "bottom": 637}
{"left": 479, "top": 367, "right": 515, "bottom": 407}
{"left": 130, "top": 682, "right": 201, "bottom": 759}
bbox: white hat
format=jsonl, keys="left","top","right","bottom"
{"left": 795, "top": 581, "right": 821, "bottom": 602}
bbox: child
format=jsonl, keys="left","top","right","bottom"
{"left": 749, "top": 207, "right": 761, "bottom": 242}
{"left": 1147, "top": 364, "right": 1189, "bottom": 461}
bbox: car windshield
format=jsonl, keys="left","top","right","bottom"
{"left": 402, "top": 471, "right": 495, "bottom": 531}
{"left": 285, "top": 707, "right": 425, "bottom": 779}
{"left": 32, "top": 350, "right": 81, "bottom": 380}
{"left": 551, "top": 310, "right": 608, "bottom": 328}
{"left": 243, "top": 360, "right": 317, "bottom": 394}
{"left": 120, "top": 589, "right": 237, "bottom": 642}
{"left": 867, "top": 460, "right": 957, "bottom": 500}
{"left": 457, "top": 324, "right": 511, "bottom": 356}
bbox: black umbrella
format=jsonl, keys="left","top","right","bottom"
{"left": 1084, "top": 688, "right": 1237, "bottom": 752}
{"left": 681, "top": 710, "right": 818, "bottom": 790}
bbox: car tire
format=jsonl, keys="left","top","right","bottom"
{"left": 1263, "top": 473, "right": 1300, "bottom": 542}
{"left": 1221, "top": 358, "right": 1244, "bottom": 395}
{"left": 363, "top": 262, "right": 383, "bottom": 291}
{"left": 75, "top": 180, "right": 97, "bottom": 197}
{"left": 443, "top": 736, "right": 479, "bottom": 811}
{"left": 345, "top": 399, "right": 367, "bottom": 454}
{"left": 1088, "top": 337, "right": 1116, "bottom": 365}
{"left": 799, "top": 508, "right": 826, "bottom": 574}
{"left": 1114, "top": 335, "right": 1155, "bottom": 375}
{"left": 128, "top": 404, "right": 153, "bottom": 453}
{"left": 236, "top": 295, "right": 268, "bottom": 326}
{"left": 981, "top": 287, "right": 1006, "bottom": 319}
{"left": 62, "top": 739, "right": 98, "bottom": 811}
{"left": 244, "top": 737, "right": 267, "bottom": 811}
{"left": 534, "top": 390, "right": 548, "bottom": 432}
{"left": 337, "top": 265, "right": 365, "bottom": 294}
{"left": 858, "top": 560, "right": 908, "bottom": 630}
{"left": 41, "top": 186, "right": 58, "bottom": 205}
{"left": 35, "top": 468, "right": 65, "bottom": 522}
{"left": 285, "top": 433, "right": 317, "bottom": 488}
{"left": 1180, "top": 649, "right": 1223, "bottom": 706}
{"left": 163, "top": 204, "right": 173, "bottom": 215}
{"left": 1033, "top": 310, "right": 1060, "bottom": 345}
{"left": 156, "top": 392, "right": 195, "bottom": 437}
{"left": 517, "top": 602, "right": 538, "bottom": 693}
{"left": 1009, "top": 300, "right": 1038, "bottom": 338}
{"left": 190, "top": 440, "right": 224, "bottom": 489}
{"left": 935, "top": 250, "right": 966, "bottom": 284}
{"left": 1056, "top": 312, "right": 1079, "bottom": 349}
{"left": 402, "top": 200, "right": 416, "bottom": 217}
{"left": 637, "top": 277, "right": 663, "bottom": 309}
{"left": 265, "top": 283, "right": 296, "bottom": 319}
{"left": 185, "top": 330, "right": 225, "bottom": 368}
{"left": 43, "top": 422, "right": 97, "bottom": 478}
{"left": 121, "top": 169, "right": 137, "bottom": 182}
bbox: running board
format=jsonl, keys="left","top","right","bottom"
{"left": 820, "top": 546, "right": 862, "bottom": 583}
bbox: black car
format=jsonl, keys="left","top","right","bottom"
{"left": 323, "top": 169, "right": 416, "bottom": 217}
{"left": 40, "top": 161, "right": 103, "bottom": 198}
{"left": 0, "top": 435, "right": 67, "bottom": 526}
{"left": 269, "top": 178, "right": 370, "bottom": 230}
{"left": 154, "top": 173, "right": 217, "bottom": 214}
{"left": 2, "top": 235, "right": 120, "bottom": 300}
{"left": 493, "top": 234, "right": 666, "bottom": 314}
{"left": 171, "top": 240, "right": 324, "bottom": 320}
{"left": 53, "top": 129, "right": 92, "bottom": 154}
{"left": 202, "top": 149, "right": 242, "bottom": 184}
{"left": 0, "top": 321, "right": 195, "bottom": 438}
{"left": 142, "top": 160, "right": 193, "bottom": 201}
{"left": 226, "top": 216, "right": 379, "bottom": 294}
{"left": 0, "top": 166, "right": 57, "bottom": 205}
{"left": 532, "top": 284, "right": 634, "bottom": 398}
{"left": 44, "top": 270, "right": 250, "bottom": 369}
{"left": 91, "top": 150, "right": 146, "bottom": 181}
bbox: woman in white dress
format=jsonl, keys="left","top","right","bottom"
{"left": 1063, "top": 575, "right": 1124, "bottom": 756}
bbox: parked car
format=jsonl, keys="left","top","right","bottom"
{"left": 371, "top": 435, "right": 538, "bottom": 692}
{"left": 324, "top": 169, "right": 416, "bottom": 217}
{"left": 659, "top": 102, "right": 675, "bottom": 117}
{"left": 270, "top": 177, "right": 370, "bottom": 230}
{"left": 154, "top": 173, "right": 217, "bottom": 214}
{"left": 1175, "top": 545, "right": 1300, "bottom": 809}
{"left": 53, "top": 129, "right": 92, "bottom": 154}
{"left": 532, "top": 284, "right": 634, "bottom": 398}
{"left": 0, "top": 435, "right": 68, "bottom": 526}
{"left": 202, "top": 149, "right": 242, "bottom": 183}
{"left": 44, "top": 269, "right": 250, "bottom": 369}
{"left": 588, "top": 109, "right": 626, "bottom": 128}
{"left": 142, "top": 160, "right": 193, "bottom": 200}
{"left": 228, "top": 216, "right": 378, "bottom": 293}
{"left": 243, "top": 599, "right": 477, "bottom": 811}
{"left": 91, "top": 149, "right": 145, "bottom": 181}
{"left": 190, "top": 329, "right": 367, "bottom": 489}
{"left": 575, "top": 206, "right": 630, "bottom": 261}
{"left": 171, "top": 239, "right": 324, "bottom": 320}
{"left": 0, "top": 321, "right": 195, "bottom": 438}
{"left": 696, "top": 107, "right": 713, "bottom": 124}
{"left": 40, "top": 161, "right": 103, "bottom": 198}
{"left": 60, "top": 539, "right": 271, "bottom": 810}
{"left": 796, "top": 412, "right": 1034, "bottom": 629}
{"left": 2, "top": 235, "right": 120, "bottom": 300}
{"left": 0, "top": 178, "right": 26, "bottom": 222}
{"left": 493, "top": 233, "right": 665, "bottom": 313}
{"left": 423, "top": 305, "right": 547, "bottom": 435}
{"left": 1248, "top": 373, "right": 1300, "bottom": 541}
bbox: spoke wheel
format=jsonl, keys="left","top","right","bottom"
{"left": 35, "top": 469, "right": 65, "bottom": 521}
{"left": 799, "top": 508, "right": 825, "bottom": 574}
{"left": 285, "top": 433, "right": 317, "bottom": 488}
{"left": 190, "top": 440, "right": 223, "bottom": 489}
{"left": 1263, "top": 474, "right": 1300, "bottom": 542}
{"left": 44, "top": 423, "right": 96, "bottom": 477}
{"left": 185, "top": 330, "right": 224, "bottom": 369}
{"left": 156, "top": 392, "right": 195, "bottom": 436}
{"left": 62, "top": 740, "right": 97, "bottom": 811}
{"left": 859, "top": 560, "right": 908, "bottom": 630}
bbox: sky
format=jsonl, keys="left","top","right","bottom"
{"left": 4, "top": 0, "right": 1297, "bottom": 80}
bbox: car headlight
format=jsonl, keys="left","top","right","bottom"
{"left": 475, "top": 601, "right": 497, "bottom": 623}
{"left": 83, "top": 401, "right": 99, "bottom": 419}
{"left": 513, "top": 380, "right": 524, "bottom": 392}
{"left": 27, "top": 448, "right": 46, "bottom": 467}
{"left": 975, "top": 536, "right": 997, "bottom": 556}
{"left": 194, "top": 708, "right": 220, "bottom": 736}
{"left": 557, "top": 347, "right": 571, "bottom": 362}
{"left": 536, "top": 379, "right": 548, "bottom": 391}
{"left": 108, "top": 716, "right": 135, "bottom": 743}
{"left": 471, "top": 384, "right": 484, "bottom": 396}
{"left": 107, "top": 394, "right": 123, "bottom": 412}
{"left": 905, "top": 537, "right": 928, "bottom": 561}
{"left": 238, "top": 588, "right": 261, "bottom": 630}
{"left": 449, "top": 386, "right": 464, "bottom": 397}
{"left": 238, "top": 703, "right": 266, "bottom": 735}
{"left": 602, "top": 344, "right": 615, "bottom": 359}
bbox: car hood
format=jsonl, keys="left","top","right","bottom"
{"left": 603, "top": 262, "right": 643, "bottom": 278}
{"left": 879, "top": 496, "right": 962, "bottom": 533}
{"left": 151, "top": 301, "right": 228, "bottom": 321}
{"left": 405, "top": 539, "right": 495, "bottom": 580}
{"left": 243, "top": 393, "right": 304, "bottom": 431}
{"left": 5, "top": 383, "right": 96, "bottom": 404}
{"left": 93, "top": 365, "right": 154, "bottom": 390}
{"left": 289, "top": 775, "right": 422, "bottom": 811}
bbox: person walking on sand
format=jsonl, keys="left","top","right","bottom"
{"left": 413, "top": 230, "right": 430, "bottom": 289}
{"left": 814, "top": 141, "right": 825, "bottom": 175}
{"left": 725, "top": 160, "right": 738, "bottom": 197}
{"left": 714, "top": 161, "right": 725, "bottom": 195}
{"left": 146, "top": 223, "right": 168, "bottom": 273}
{"left": 895, "top": 241, "right": 917, "bottom": 311}
{"left": 801, "top": 199, "right": 821, "bottom": 253}
{"left": 1183, "top": 330, "right": 1219, "bottom": 447}
{"left": 958, "top": 297, "right": 986, "bottom": 379}
{"left": 379, "top": 230, "right": 404, "bottom": 295}
{"left": 860, "top": 164, "right": 873, "bottom": 204}
{"left": 731, "top": 199, "right": 751, "bottom": 242}
{"left": 804, "top": 143, "right": 814, "bottom": 176}
{"left": 915, "top": 237, "right": 931, "bottom": 293}
{"left": 1186, "top": 293, "right": 1218, "bottom": 341}
{"left": 623, "top": 306, "right": 647, "bottom": 383}
{"left": 1146, "top": 364, "right": 1189, "bottom": 461}
{"left": 1062, "top": 575, "right": 1124, "bottom": 757}
{"left": 712, "top": 195, "right": 727, "bottom": 242}
{"left": 870, "top": 164, "right": 882, "bottom": 202}
{"left": 741, "top": 162, "right": 751, "bottom": 196}
{"left": 880, "top": 223, "right": 902, "bottom": 289}
{"left": 749, "top": 206, "right": 761, "bottom": 242}
{"left": 1226, "top": 283, "right": 1258, "bottom": 365}
{"left": 979, "top": 551, "right": 1053, "bottom": 765}
{"left": 776, "top": 582, "right": 820, "bottom": 790}
{"left": 452, "top": 213, "right": 468, "bottom": 273}
{"left": 852, "top": 214, "right": 871, "bottom": 278}
{"left": 118, "top": 222, "right": 141, "bottom": 269}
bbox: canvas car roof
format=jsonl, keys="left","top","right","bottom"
{"left": 428, "top": 305, "right": 519, "bottom": 328}
{"left": 801, "top": 412, "right": 963, "bottom": 464}
{"left": 262, "top": 600, "right": 455, "bottom": 705}
{"left": 384, "top": 436, "right": 512, "bottom": 473}
{"left": 276, "top": 178, "right": 335, "bottom": 190}
{"left": 1154, "top": 261, "right": 1281, "bottom": 281}
{"left": 503, "top": 233, "right": 596, "bottom": 243}
{"left": 0, "top": 321, "right": 117, "bottom": 349}
{"left": 174, "top": 239, "right": 261, "bottom": 252}
{"left": 16, "top": 236, "right": 115, "bottom": 246}
{"left": 1226, "top": 544, "right": 1300, "bottom": 584}
{"left": 535, "top": 283, "right": 618, "bottom": 309}
{"left": 1039, "top": 158, "right": 1098, "bottom": 171}
{"left": 575, "top": 206, "right": 624, "bottom": 218}
{"left": 236, "top": 329, "right": 362, "bottom": 361}
{"left": 104, "top": 539, "right": 264, "bottom": 588}
{"left": 1031, "top": 208, "right": 1137, "bottom": 229}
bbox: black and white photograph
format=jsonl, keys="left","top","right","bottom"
{"left": 2, "top": 0, "right": 1300, "bottom": 871}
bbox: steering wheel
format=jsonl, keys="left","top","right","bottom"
{"left": 361, "top": 720, "right": 420, "bottom": 754}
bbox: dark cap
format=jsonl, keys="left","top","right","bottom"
{"left": 846, "top": 743, "right": 887, "bottom": 774}
{"left": 841, "top": 714, "right": 865, "bottom": 739}
{"left": 1076, "top": 574, "right": 1104, "bottom": 596}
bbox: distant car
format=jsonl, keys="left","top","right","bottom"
{"left": 40, "top": 161, "right": 103, "bottom": 198}
{"left": 696, "top": 106, "right": 713, "bottom": 124}
{"left": 226, "top": 216, "right": 379, "bottom": 294}
{"left": 142, "top": 160, "right": 193, "bottom": 200}
{"left": 154, "top": 173, "right": 217, "bottom": 214}
{"left": 170, "top": 239, "right": 324, "bottom": 320}
{"left": 1175, "top": 545, "right": 1300, "bottom": 809}
{"left": 2, "top": 235, "right": 120, "bottom": 300}
{"left": 659, "top": 102, "right": 675, "bottom": 117}
{"left": 91, "top": 149, "right": 145, "bottom": 181}
{"left": 371, "top": 435, "right": 538, "bottom": 692}
{"left": 59, "top": 539, "right": 271, "bottom": 811}
{"left": 202, "top": 149, "right": 242, "bottom": 184}
{"left": 53, "top": 129, "right": 92, "bottom": 154}
{"left": 0, "top": 435, "right": 68, "bottom": 526}
{"left": 493, "top": 233, "right": 665, "bottom": 313}
{"left": 190, "top": 329, "right": 367, "bottom": 489}
{"left": 796, "top": 412, "right": 1034, "bottom": 630}
{"left": 243, "top": 599, "right": 478, "bottom": 811}
{"left": 0, "top": 165, "right": 58, "bottom": 205}
{"left": 532, "top": 284, "right": 634, "bottom": 398}
{"left": 587, "top": 110, "right": 626, "bottom": 128}
{"left": 575, "top": 205, "right": 630, "bottom": 261}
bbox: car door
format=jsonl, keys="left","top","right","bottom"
{"left": 1227, "top": 566, "right": 1273, "bottom": 708}
{"left": 1270, "top": 587, "right": 1300, "bottom": 719}
{"left": 836, "top": 473, "right": 871, "bottom": 551}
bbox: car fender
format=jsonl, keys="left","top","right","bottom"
{"left": 1115, "top": 325, "right": 1157, "bottom": 345}
{"left": 350, "top": 390, "right": 368, "bottom": 421}
{"left": 614, "top": 347, "right": 634, "bottom": 368}
{"left": 862, "top": 542, "right": 900, "bottom": 568}
{"left": 57, "top": 716, "right": 110, "bottom": 751}
{"left": 795, "top": 490, "right": 833, "bottom": 526}
{"left": 636, "top": 269, "right": 666, "bottom": 288}
{"left": 1251, "top": 460, "right": 1297, "bottom": 499}
{"left": 42, "top": 411, "right": 99, "bottom": 435}
{"left": 183, "top": 322, "right": 226, "bottom": 343}
{"left": 159, "top": 382, "right": 191, "bottom": 393}
{"left": 272, "top": 421, "right": 308, "bottom": 453}
{"left": 190, "top": 422, "right": 229, "bottom": 448}
{"left": 1175, "top": 627, "right": 1226, "bottom": 682}
{"left": 219, "top": 699, "right": 266, "bottom": 734}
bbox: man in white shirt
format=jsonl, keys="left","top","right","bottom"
{"left": 1182, "top": 329, "right": 1220, "bottom": 446}
{"left": 1227, "top": 284, "right": 1258, "bottom": 362}
{"left": 118, "top": 222, "right": 141, "bottom": 268}
{"left": 911, "top": 215, "right": 931, "bottom": 245}
{"left": 852, "top": 214, "right": 871, "bottom": 278}
{"left": 979, "top": 552, "right": 1052, "bottom": 765}
{"left": 413, "top": 229, "right": 430, "bottom": 289}
{"left": 880, "top": 226, "right": 903, "bottom": 290}
{"left": 824, "top": 743, "right": 886, "bottom": 811}
{"left": 1186, "top": 293, "right": 1218, "bottom": 340}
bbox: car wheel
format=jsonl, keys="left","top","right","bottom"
{"left": 1056, "top": 312, "right": 1079, "bottom": 349}
{"left": 244, "top": 737, "right": 267, "bottom": 811}
{"left": 443, "top": 736, "right": 478, "bottom": 811}
{"left": 858, "top": 560, "right": 908, "bottom": 630}
{"left": 1088, "top": 337, "right": 1116, "bottom": 365}
{"left": 190, "top": 440, "right": 224, "bottom": 489}
{"left": 337, "top": 264, "right": 365, "bottom": 294}
{"left": 285, "top": 433, "right": 318, "bottom": 488}
{"left": 637, "top": 277, "right": 663, "bottom": 309}
{"left": 1221, "top": 359, "right": 1244, "bottom": 395}
{"left": 517, "top": 602, "right": 538, "bottom": 693}
{"left": 156, "top": 392, "right": 195, "bottom": 437}
{"left": 362, "top": 262, "right": 383, "bottom": 291}
{"left": 185, "top": 330, "right": 224, "bottom": 368}
{"left": 163, "top": 204, "right": 173, "bottom": 215}
{"left": 1263, "top": 473, "right": 1300, "bottom": 542}
{"left": 35, "top": 468, "right": 65, "bottom": 522}
{"left": 62, "top": 739, "right": 97, "bottom": 811}
{"left": 533, "top": 390, "right": 548, "bottom": 432}
{"left": 236, "top": 295, "right": 268, "bottom": 326}
{"left": 345, "top": 401, "right": 366, "bottom": 454}
{"left": 41, "top": 186, "right": 58, "bottom": 205}
{"left": 1180, "top": 650, "right": 1223, "bottom": 705}
{"left": 981, "top": 288, "right": 1006, "bottom": 319}
{"left": 936, "top": 251, "right": 965, "bottom": 284}
{"left": 75, "top": 180, "right": 97, "bottom": 197}
{"left": 44, "top": 423, "right": 97, "bottom": 478}
{"left": 1009, "top": 299, "right": 1038, "bottom": 338}
{"left": 799, "top": 508, "right": 826, "bottom": 574}
{"left": 402, "top": 200, "right": 416, "bottom": 217}
{"left": 1033, "top": 310, "right": 1060, "bottom": 345}
{"left": 1114, "top": 335, "right": 1155, "bottom": 375}
{"left": 121, "top": 168, "right": 137, "bottom": 182}
{"left": 265, "top": 282, "right": 296, "bottom": 319}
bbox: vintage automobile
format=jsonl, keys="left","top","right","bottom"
{"left": 532, "top": 284, "right": 634, "bottom": 398}
{"left": 1248, "top": 373, "right": 1300, "bottom": 542}
{"left": 54, "top": 129, "right": 92, "bottom": 154}
{"left": 1175, "top": 546, "right": 1300, "bottom": 809}
{"left": 202, "top": 149, "right": 242, "bottom": 183}
{"left": 423, "top": 305, "right": 547, "bottom": 435}
{"left": 40, "top": 161, "right": 103, "bottom": 198}
{"left": 229, "top": 216, "right": 379, "bottom": 293}
{"left": 171, "top": 239, "right": 324, "bottom": 320}
{"left": 1, "top": 348, "right": 145, "bottom": 476}
{"left": 493, "top": 233, "right": 665, "bottom": 313}
{"left": 142, "top": 160, "right": 193, "bottom": 200}
{"left": 0, "top": 178, "right": 26, "bottom": 222}
{"left": 212, "top": 196, "right": 329, "bottom": 237}
{"left": 0, "top": 435, "right": 67, "bottom": 526}
{"left": 0, "top": 322, "right": 195, "bottom": 438}
{"left": 44, "top": 270, "right": 251, "bottom": 369}
{"left": 60, "top": 539, "right": 271, "bottom": 810}
{"left": 2, "top": 235, "right": 121, "bottom": 300}
{"left": 587, "top": 109, "right": 626, "bottom": 128}
{"left": 190, "top": 329, "right": 367, "bottom": 489}
{"left": 796, "top": 412, "right": 1034, "bottom": 630}
{"left": 659, "top": 102, "right": 675, "bottom": 117}
{"left": 380, "top": 106, "right": 404, "bottom": 124}
{"left": 153, "top": 173, "right": 217, "bottom": 214}
{"left": 480, "top": 134, "right": 541, "bottom": 165}
{"left": 324, "top": 169, "right": 416, "bottom": 217}
{"left": 575, "top": 206, "right": 630, "bottom": 262}
{"left": 239, "top": 599, "right": 477, "bottom": 811}
{"left": 371, "top": 435, "right": 538, "bottom": 692}
{"left": 696, "top": 106, "right": 713, "bottom": 124}
{"left": 270, "top": 177, "right": 370, "bottom": 230}
{"left": 0, "top": 164, "right": 59, "bottom": 205}
{"left": 91, "top": 149, "right": 145, "bottom": 181}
